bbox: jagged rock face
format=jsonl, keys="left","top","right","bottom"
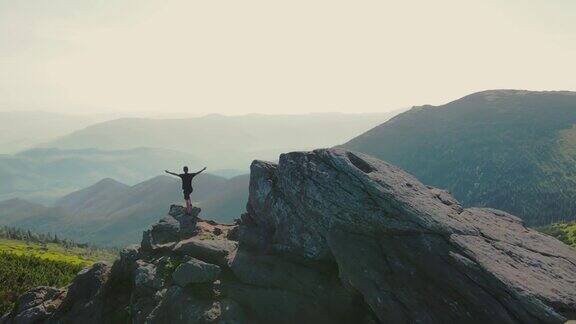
{"left": 243, "top": 148, "right": 576, "bottom": 323}
{"left": 2, "top": 148, "right": 576, "bottom": 324}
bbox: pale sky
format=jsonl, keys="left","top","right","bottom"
{"left": 0, "top": 0, "right": 575, "bottom": 115}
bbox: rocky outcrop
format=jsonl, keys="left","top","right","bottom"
{"left": 172, "top": 258, "right": 221, "bottom": 286}
{"left": 141, "top": 205, "right": 201, "bottom": 250}
{"left": 242, "top": 149, "right": 576, "bottom": 323}
{"left": 1, "top": 287, "right": 64, "bottom": 324}
{"left": 2, "top": 148, "right": 575, "bottom": 323}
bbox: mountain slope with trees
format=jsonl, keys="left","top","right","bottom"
{"left": 0, "top": 174, "right": 248, "bottom": 246}
{"left": 342, "top": 90, "right": 576, "bottom": 225}
{"left": 0, "top": 147, "right": 202, "bottom": 204}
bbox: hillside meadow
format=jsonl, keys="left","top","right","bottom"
{"left": 0, "top": 236, "right": 116, "bottom": 314}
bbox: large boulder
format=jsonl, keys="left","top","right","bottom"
{"left": 172, "top": 238, "right": 237, "bottom": 267}
{"left": 134, "top": 261, "right": 164, "bottom": 291}
{"left": 130, "top": 261, "right": 165, "bottom": 324}
{"left": 52, "top": 262, "right": 111, "bottom": 323}
{"left": 2, "top": 287, "right": 64, "bottom": 324}
{"left": 141, "top": 205, "right": 200, "bottom": 250}
{"left": 242, "top": 148, "right": 576, "bottom": 323}
{"left": 172, "top": 258, "right": 221, "bottom": 286}
{"left": 225, "top": 249, "right": 368, "bottom": 324}
{"left": 145, "top": 286, "right": 246, "bottom": 324}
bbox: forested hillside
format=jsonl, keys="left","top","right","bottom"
{"left": 0, "top": 174, "right": 248, "bottom": 246}
{"left": 343, "top": 90, "right": 576, "bottom": 225}
{"left": 539, "top": 222, "right": 576, "bottom": 248}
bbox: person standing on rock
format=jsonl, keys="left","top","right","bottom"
{"left": 165, "top": 166, "right": 206, "bottom": 214}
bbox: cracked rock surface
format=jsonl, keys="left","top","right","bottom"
{"left": 243, "top": 148, "right": 576, "bottom": 323}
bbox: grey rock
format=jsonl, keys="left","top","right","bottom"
{"left": 172, "top": 258, "right": 221, "bottom": 286}
{"left": 226, "top": 225, "right": 239, "bottom": 241}
{"left": 242, "top": 148, "right": 576, "bottom": 323}
{"left": 110, "top": 245, "right": 139, "bottom": 278}
{"left": 141, "top": 205, "right": 200, "bottom": 250}
{"left": 97, "top": 246, "right": 138, "bottom": 323}
{"left": 146, "top": 286, "right": 244, "bottom": 324}
{"left": 134, "top": 260, "right": 164, "bottom": 291}
{"left": 52, "top": 262, "right": 111, "bottom": 324}
{"left": 223, "top": 281, "right": 371, "bottom": 324}
{"left": 226, "top": 249, "right": 367, "bottom": 324}
{"left": 129, "top": 260, "right": 168, "bottom": 323}
{"left": 14, "top": 287, "right": 60, "bottom": 316}
{"left": 172, "top": 237, "right": 237, "bottom": 267}
{"left": 120, "top": 244, "right": 140, "bottom": 263}
{"left": 8, "top": 287, "right": 63, "bottom": 324}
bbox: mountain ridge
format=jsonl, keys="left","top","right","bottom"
{"left": 0, "top": 173, "right": 248, "bottom": 246}
{"left": 342, "top": 89, "right": 576, "bottom": 225}
{"left": 0, "top": 147, "right": 203, "bottom": 204}
{"left": 41, "top": 112, "right": 399, "bottom": 170}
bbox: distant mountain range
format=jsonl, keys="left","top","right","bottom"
{"left": 0, "top": 112, "right": 399, "bottom": 246}
{"left": 0, "top": 111, "right": 108, "bottom": 154}
{"left": 342, "top": 90, "right": 576, "bottom": 225}
{"left": 0, "top": 112, "right": 399, "bottom": 203}
{"left": 42, "top": 113, "right": 399, "bottom": 170}
{"left": 0, "top": 147, "right": 202, "bottom": 203}
{"left": 5, "top": 92, "right": 576, "bottom": 244}
{"left": 0, "top": 174, "right": 248, "bottom": 246}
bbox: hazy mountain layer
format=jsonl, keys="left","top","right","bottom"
{"left": 43, "top": 113, "right": 398, "bottom": 169}
{"left": 0, "top": 111, "right": 107, "bottom": 154}
{"left": 0, "top": 174, "right": 248, "bottom": 246}
{"left": 342, "top": 90, "right": 576, "bottom": 225}
{"left": 0, "top": 147, "right": 202, "bottom": 203}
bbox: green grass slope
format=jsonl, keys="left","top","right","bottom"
{"left": 0, "top": 238, "right": 114, "bottom": 265}
{"left": 342, "top": 90, "right": 576, "bottom": 225}
{"left": 538, "top": 222, "right": 576, "bottom": 248}
{"left": 0, "top": 228, "right": 116, "bottom": 314}
{"left": 0, "top": 253, "right": 82, "bottom": 314}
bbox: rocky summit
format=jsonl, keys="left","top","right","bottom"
{"left": 2, "top": 148, "right": 576, "bottom": 324}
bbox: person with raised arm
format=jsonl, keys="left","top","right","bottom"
{"left": 165, "top": 166, "right": 206, "bottom": 214}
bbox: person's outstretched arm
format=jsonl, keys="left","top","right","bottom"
{"left": 194, "top": 167, "right": 207, "bottom": 176}
{"left": 165, "top": 170, "right": 179, "bottom": 177}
